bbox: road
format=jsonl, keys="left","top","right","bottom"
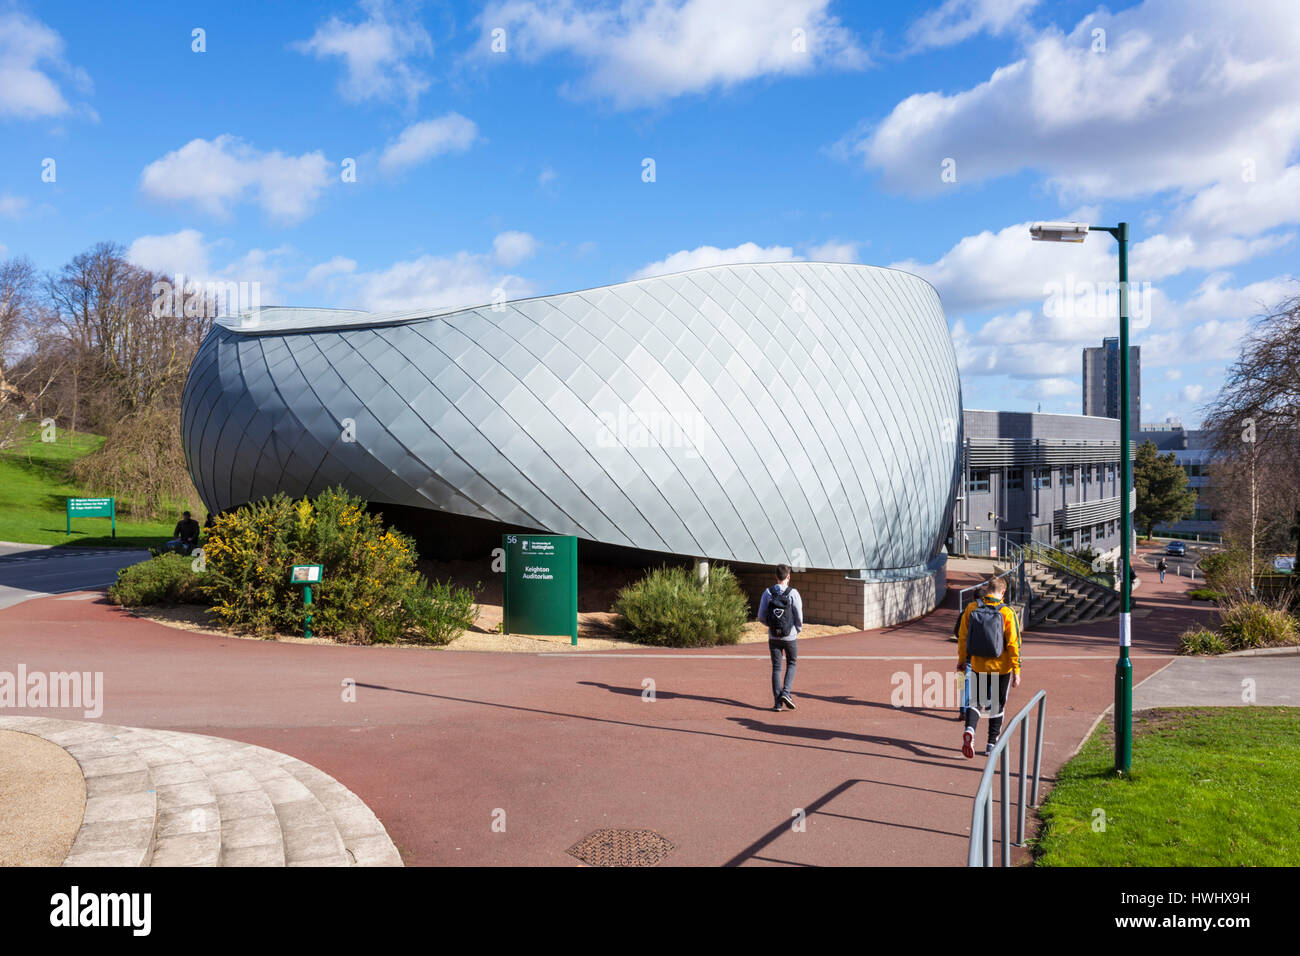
{"left": 1140, "top": 541, "right": 1213, "bottom": 581}
{"left": 0, "top": 543, "right": 148, "bottom": 610}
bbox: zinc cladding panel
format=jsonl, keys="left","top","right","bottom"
{"left": 182, "top": 263, "right": 961, "bottom": 571}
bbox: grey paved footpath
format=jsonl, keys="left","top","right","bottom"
{"left": 1135, "top": 653, "right": 1300, "bottom": 709}
{"left": 0, "top": 543, "right": 147, "bottom": 610}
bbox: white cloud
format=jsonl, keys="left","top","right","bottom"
{"left": 377, "top": 113, "right": 479, "bottom": 173}
{"left": 140, "top": 136, "right": 332, "bottom": 224}
{"left": 906, "top": 0, "right": 1038, "bottom": 52}
{"left": 492, "top": 230, "right": 539, "bottom": 266}
{"left": 891, "top": 217, "right": 1294, "bottom": 318}
{"left": 805, "top": 240, "right": 859, "bottom": 263}
{"left": 1172, "top": 272, "right": 1299, "bottom": 325}
{"left": 1175, "top": 164, "right": 1300, "bottom": 237}
{"left": 631, "top": 241, "right": 797, "bottom": 280}
{"left": 1025, "top": 376, "right": 1076, "bottom": 397}
{"left": 127, "top": 229, "right": 212, "bottom": 277}
{"left": 1180, "top": 384, "right": 1205, "bottom": 403}
{"left": 1132, "top": 232, "right": 1293, "bottom": 282}
{"left": 538, "top": 166, "right": 557, "bottom": 186}
{"left": 292, "top": 236, "right": 538, "bottom": 312}
{"left": 852, "top": 0, "right": 1300, "bottom": 200}
{"left": 0, "top": 195, "right": 29, "bottom": 218}
{"left": 952, "top": 268, "right": 1296, "bottom": 388}
{"left": 479, "top": 0, "right": 867, "bottom": 108}
{"left": 890, "top": 220, "right": 1113, "bottom": 314}
{"left": 294, "top": 0, "right": 433, "bottom": 105}
{"left": 0, "top": 10, "right": 91, "bottom": 119}
{"left": 346, "top": 252, "right": 533, "bottom": 312}
{"left": 126, "top": 229, "right": 291, "bottom": 310}
{"left": 302, "top": 256, "right": 358, "bottom": 286}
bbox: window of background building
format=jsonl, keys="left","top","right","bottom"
{"left": 1033, "top": 467, "right": 1052, "bottom": 489}
{"left": 1080, "top": 526, "right": 1092, "bottom": 544}
{"left": 969, "top": 469, "right": 990, "bottom": 493}
{"left": 1064, "top": 467, "right": 1075, "bottom": 487}
{"left": 1106, "top": 464, "right": 1116, "bottom": 481}
{"left": 1007, "top": 468, "right": 1024, "bottom": 491}
{"left": 1083, "top": 465, "right": 1092, "bottom": 484}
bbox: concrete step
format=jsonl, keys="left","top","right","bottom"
{"left": 0, "top": 716, "right": 159, "bottom": 867}
{"left": 0, "top": 717, "right": 402, "bottom": 867}
{"left": 1025, "top": 562, "right": 1122, "bottom": 630}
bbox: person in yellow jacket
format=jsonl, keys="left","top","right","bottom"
{"left": 954, "top": 575, "right": 1021, "bottom": 759}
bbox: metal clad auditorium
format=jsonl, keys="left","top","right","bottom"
{"left": 181, "top": 261, "right": 1125, "bottom": 631}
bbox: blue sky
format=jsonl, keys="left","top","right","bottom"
{"left": 3, "top": 0, "right": 1298, "bottom": 428}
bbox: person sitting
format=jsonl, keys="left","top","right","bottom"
{"left": 166, "top": 511, "right": 201, "bottom": 555}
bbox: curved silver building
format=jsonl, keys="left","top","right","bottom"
{"left": 181, "top": 262, "right": 962, "bottom": 628}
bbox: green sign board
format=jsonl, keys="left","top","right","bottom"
{"left": 290, "top": 565, "right": 324, "bottom": 638}
{"left": 66, "top": 497, "right": 115, "bottom": 537}
{"left": 502, "top": 534, "right": 578, "bottom": 644}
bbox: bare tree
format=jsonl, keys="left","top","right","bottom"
{"left": 1202, "top": 291, "right": 1300, "bottom": 561}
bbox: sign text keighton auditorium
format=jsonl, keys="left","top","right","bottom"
{"left": 502, "top": 534, "right": 577, "bottom": 643}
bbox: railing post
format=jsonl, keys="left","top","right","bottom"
{"left": 1000, "top": 748, "right": 1010, "bottom": 866}
{"left": 1031, "top": 697, "right": 1047, "bottom": 807}
{"left": 1016, "top": 719, "right": 1028, "bottom": 846}
{"left": 968, "top": 802, "right": 983, "bottom": 867}
{"left": 983, "top": 795, "right": 993, "bottom": 867}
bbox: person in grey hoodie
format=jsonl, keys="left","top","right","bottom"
{"left": 756, "top": 564, "right": 803, "bottom": 711}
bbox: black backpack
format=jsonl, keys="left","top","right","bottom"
{"left": 966, "top": 601, "right": 1007, "bottom": 658}
{"left": 764, "top": 585, "right": 799, "bottom": 638}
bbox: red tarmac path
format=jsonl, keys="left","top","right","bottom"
{"left": 0, "top": 545, "right": 1214, "bottom": 866}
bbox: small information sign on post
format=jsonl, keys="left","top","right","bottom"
{"left": 502, "top": 534, "right": 578, "bottom": 645}
{"left": 66, "top": 497, "right": 116, "bottom": 538}
{"left": 290, "top": 565, "right": 324, "bottom": 639}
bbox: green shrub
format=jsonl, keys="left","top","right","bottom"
{"left": 371, "top": 577, "right": 480, "bottom": 646}
{"left": 1187, "top": 588, "right": 1226, "bottom": 602}
{"left": 1178, "top": 627, "right": 1229, "bottom": 655}
{"left": 1217, "top": 601, "right": 1299, "bottom": 650}
{"left": 613, "top": 564, "right": 749, "bottom": 648}
{"left": 201, "top": 487, "right": 478, "bottom": 643}
{"left": 108, "top": 553, "right": 206, "bottom": 606}
{"left": 1199, "top": 549, "right": 1253, "bottom": 597}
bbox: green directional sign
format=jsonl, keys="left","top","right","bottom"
{"left": 502, "top": 533, "right": 578, "bottom": 644}
{"left": 66, "top": 497, "right": 116, "bottom": 538}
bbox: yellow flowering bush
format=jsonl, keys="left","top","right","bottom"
{"left": 202, "top": 486, "right": 476, "bottom": 643}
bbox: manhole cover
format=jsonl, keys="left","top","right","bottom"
{"left": 567, "top": 828, "right": 674, "bottom": 867}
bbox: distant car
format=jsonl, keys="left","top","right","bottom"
{"left": 1165, "top": 541, "right": 1187, "bottom": 556}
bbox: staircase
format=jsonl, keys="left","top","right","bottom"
{"left": 0, "top": 716, "right": 402, "bottom": 867}
{"left": 1025, "top": 561, "right": 1121, "bottom": 628}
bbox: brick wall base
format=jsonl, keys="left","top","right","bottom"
{"left": 736, "top": 560, "right": 947, "bottom": 631}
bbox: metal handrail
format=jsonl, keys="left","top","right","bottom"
{"left": 967, "top": 689, "right": 1047, "bottom": 867}
{"left": 1024, "top": 540, "right": 1116, "bottom": 590}
{"left": 957, "top": 535, "right": 1030, "bottom": 623}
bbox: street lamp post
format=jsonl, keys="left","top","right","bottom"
{"left": 1030, "top": 219, "right": 1134, "bottom": 774}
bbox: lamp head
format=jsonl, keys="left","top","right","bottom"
{"left": 1030, "top": 221, "right": 1090, "bottom": 242}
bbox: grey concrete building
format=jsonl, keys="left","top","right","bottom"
{"left": 181, "top": 262, "right": 963, "bottom": 630}
{"left": 1082, "top": 336, "right": 1140, "bottom": 435}
{"left": 951, "top": 409, "right": 1136, "bottom": 566}
{"left": 1137, "top": 423, "right": 1220, "bottom": 538}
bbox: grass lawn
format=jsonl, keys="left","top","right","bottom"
{"left": 1034, "top": 707, "right": 1300, "bottom": 865}
{"left": 0, "top": 425, "right": 178, "bottom": 548}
